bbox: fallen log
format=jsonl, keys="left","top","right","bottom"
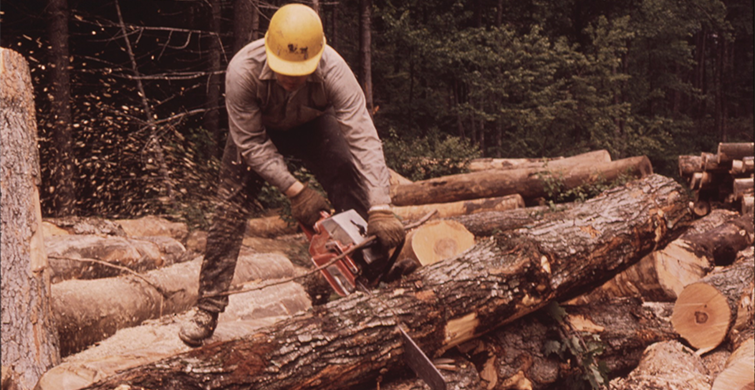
{"left": 390, "top": 155, "right": 652, "bottom": 206}
{"left": 37, "top": 280, "right": 312, "bottom": 390}
{"left": 671, "top": 249, "right": 755, "bottom": 353}
{"left": 79, "top": 174, "right": 689, "bottom": 390}
{"left": 392, "top": 194, "right": 524, "bottom": 223}
{"left": 244, "top": 196, "right": 525, "bottom": 238}
{"left": 54, "top": 251, "right": 296, "bottom": 357}
{"left": 569, "top": 210, "right": 750, "bottom": 304}
{"left": 609, "top": 340, "right": 711, "bottom": 390}
{"left": 46, "top": 234, "right": 187, "bottom": 283}
{"left": 716, "top": 142, "right": 754, "bottom": 164}
{"left": 467, "top": 150, "right": 611, "bottom": 172}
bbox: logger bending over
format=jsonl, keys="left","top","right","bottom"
{"left": 179, "top": 3, "right": 406, "bottom": 347}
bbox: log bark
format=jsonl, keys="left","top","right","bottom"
{"left": 671, "top": 252, "right": 755, "bottom": 353}
{"left": 445, "top": 205, "right": 559, "bottom": 237}
{"left": 392, "top": 194, "right": 524, "bottom": 223}
{"left": 467, "top": 150, "right": 611, "bottom": 172}
{"left": 244, "top": 195, "right": 525, "bottom": 238}
{"left": 397, "top": 220, "right": 475, "bottom": 266}
{"left": 717, "top": 142, "right": 754, "bottom": 164}
{"left": 609, "top": 340, "right": 712, "bottom": 390}
{"left": 54, "top": 252, "right": 296, "bottom": 357}
{"left": 570, "top": 210, "right": 751, "bottom": 304}
{"left": 0, "top": 47, "right": 61, "bottom": 389}
{"left": 390, "top": 155, "right": 653, "bottom": 206}
{"left": 46, "top": 234, "right": 188, "bottom": 283}
{"left": 79, "top": 174, "right": 690, "bottom": 390}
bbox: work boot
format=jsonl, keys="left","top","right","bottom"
{"left": 179, "top": 308, "right": 218, "bottom": 347}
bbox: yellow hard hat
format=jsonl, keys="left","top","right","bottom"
{"left": 264, "top": 4, "right": 326, "bottom": 76}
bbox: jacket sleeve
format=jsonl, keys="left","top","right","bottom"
{"left": 225, "top": 57, "right": 298, "bottom": 193}
{"left": 322, "top": 49, "right": 392, "bottom": 206}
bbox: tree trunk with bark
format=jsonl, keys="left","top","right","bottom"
{"left": 0, "top": 48, "right": 61, "bottom": 390}
{"left": 80, "top": 174, "right": 690, "bottom": 390}
{"left": 206, "top": 0, "right": 223, "bottom": 158}
{"left": 359, "top": 0, "right": 374, "bottom": 113}
{"left": 46, "top": 0, "right": 76, "bottom": 216}
{"left": 569, "top": 210, "right": 752, "bottom": 304}
{"left": 390, "top": 155, "right": 653, "bottom": 206}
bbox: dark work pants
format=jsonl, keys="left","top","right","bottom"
{"left": 196, "top": 113, "right": 370, "bottom": 313}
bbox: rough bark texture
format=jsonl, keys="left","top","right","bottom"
{"left": 0, "top": 48, "right": 61, "bottom": 389}
{"left": 54, "top": 252, "right": 296, "bottom": 357}
{"left": 609, "top": 340, "right": 711, "bottom": 390}
{"left": 390, "top": 155, "right": 653, "bottom": 206}
{"left": 79, "top": 174, "right": 690, "bottom": 390}
{"left": 570, "top": 209, "right": 748, "bottom": 304}
{"left": 446, "top": 205, "right": 561, "bottom": 237}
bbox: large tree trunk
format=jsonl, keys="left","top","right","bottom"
{"left": 390, "top": 155, "right": 653, "bottom": 206}
{"left": 206, "top": 0, "right": 223, "bottom": 158}
{"left": 0, "top": 48, "right": 61, "bottom": 390}
{"left": 570, "top": 209, "right": 751, "bottom": 304}
{"left": 46, "top": 0, "right": 76, "bottom": 216}
{"left": 80, "top": 174, "right": 690, "bottom": 390}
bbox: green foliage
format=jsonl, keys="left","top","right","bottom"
{"left": 382, "top": 130, "right": 480, "bottom": 181}
{"left": 544, "top": 302, "right": 610, "bottom": 390}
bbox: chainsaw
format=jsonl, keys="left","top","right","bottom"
{"left": 301, "top": 209, "right": 447, "bottom": 390}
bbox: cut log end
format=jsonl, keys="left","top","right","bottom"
{"left": 671, "top": 282, "right": 731, "bottom": 351}
{"left": 398, "top": 220, "right": 475, "bottom": 266}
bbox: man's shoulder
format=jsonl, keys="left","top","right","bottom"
{"left": 228, "top": 39, "right": 267, "bottom": 75}
{"left": 317, "top": 45, "right": 352, "bottom": 80}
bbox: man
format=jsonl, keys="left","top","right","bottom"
{"left": 179, "top": 3, "right": 405, "bottom": 347}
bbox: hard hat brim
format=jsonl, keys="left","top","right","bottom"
{"left": 265, "top": 35, "right": 326, "bottom": 77}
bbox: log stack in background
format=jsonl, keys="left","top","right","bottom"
{"left": 679, "top": 142, "right": 754, "bottom": 216}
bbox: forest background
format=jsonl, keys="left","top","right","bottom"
{"left": 1, "top": 0, "right": 752, "bottom": 229}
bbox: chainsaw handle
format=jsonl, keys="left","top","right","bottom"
{"left": 299, "top": 210, "right": 331, "bottom": 240}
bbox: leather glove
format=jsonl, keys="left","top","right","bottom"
{"left": 367, "top": 209, "right": 405, "bottom": 249}
{"left": 289, "top": 184, "right": 329, "bottom": 228}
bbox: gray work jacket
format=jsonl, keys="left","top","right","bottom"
{"left": 225, "top": 39, "right": 391, "bottom": 206}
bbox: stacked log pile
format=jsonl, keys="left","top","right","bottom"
{"left": 4, "top": 151, "right": 753, "bottom": 390}
{"left": 679, "top": 142, "right": 754, "bottom": 216}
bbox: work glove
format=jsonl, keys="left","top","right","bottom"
{"left": 367, "top": 208, "right": 405, "bottom": 249}
{"left": 289, "top": 184, "right": 329, "bottom": 228}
